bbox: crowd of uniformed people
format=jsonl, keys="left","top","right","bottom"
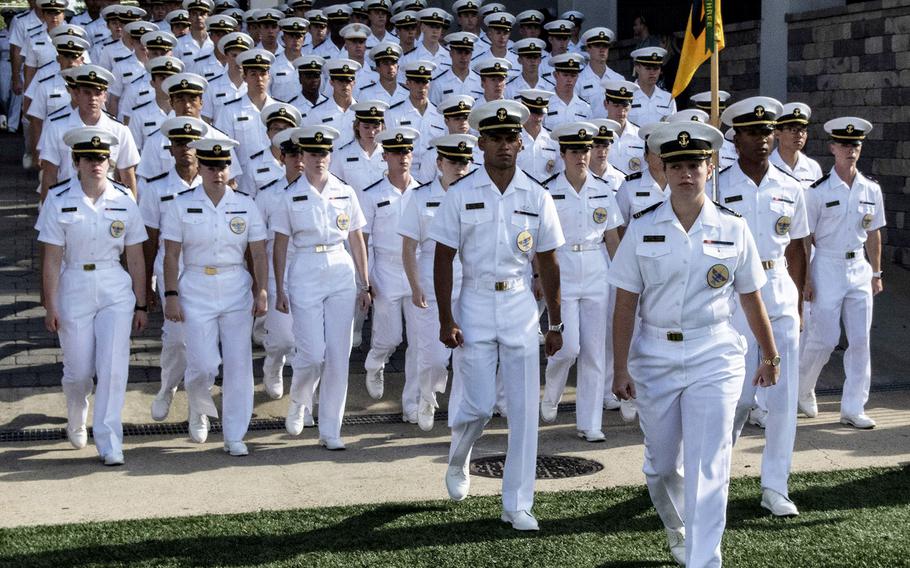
{"left": 8, "top": 0, "right": 886, "bottom": 564}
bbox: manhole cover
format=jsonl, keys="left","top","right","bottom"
{"left": 470, "top": 455, "right": 604, "bottom": 479}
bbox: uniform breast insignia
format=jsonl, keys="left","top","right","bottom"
{"left": 629, "top": 157, "right": 642, "bottom": 173}
{"left": 724, "top": 195, "right": 742, "bottom": 203}
{"left": 336, "top": 211, "right": 351, "bottom": 230}
{"left": 516, "top": 230, "right": 534, "bottom": 252}
{"left": 109, "top": 220, "right": 126, "bottom": 238}
{"left": 707, "top": 263, "right": 730, "bottom": 289}
{"left": 643, "top": 235, "right": 665, "bottom": 242}
{"left": 862, "top": 214, "right": 873, "bottom": 230}
{"left": 593, "top": 207, "right": 608, "bottom": 224}
{"left": 229, "top": 217, "right": 247, "bottom": 234}
{"left": 775, "top": 215, "right": 791, "bottom": 235}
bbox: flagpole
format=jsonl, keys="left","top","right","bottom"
{"left": 710, "top": 13, "right": 720, "bottom": 201}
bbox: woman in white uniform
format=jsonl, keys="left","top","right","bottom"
{"left": 539, "top": 121, "right": 623, "bottom": 442}
{"left": 161, "top": 137, "right": 269, "bottom": 457}
{"left": 329, "top": 100, "right": 389, "bottom": 192}
{"left": 610, "top": 122, "right": 779, "bottom": 567}
{"left": 272, "top": 125, "right": 372, "bottom": 450}
{"left": 39, "top": 126, "right": 148, "bottom": 466}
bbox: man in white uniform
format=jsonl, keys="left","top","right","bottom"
{"left": 602, "top": 80, "right": 644, "bottom": 175}
{"left": 628, "top": 47, "right": 676, "bottom": 127}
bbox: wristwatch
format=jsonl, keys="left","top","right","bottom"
{"left": 761, "top": 354, "right": 781, "bottom": 367}
{"left": 548, "top": 322, "right": 564, "bottom": 334}
{"left": 873, "top": 271, "right": 883, "bottom": 278}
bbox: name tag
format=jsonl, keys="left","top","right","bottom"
{"left": 631, "top": 104, "right": 641, "bottom": 108}
{"left": 293, "top": 195, "right": 308, "bottom": 201}
{"left": 257, "top": 168, "right": 270, "bottom": 173}
{"left": 465, "top": 202, "right": 484, "bottom": 210}
{"left": 187, "top": 208, "right": 203, "bottom": 213}
{"left": 226, "top": 210, "right": 247, "bottom": 214}
{"left": 277, "top": 72, "right": 287, "bottom": 76}
{"left": 105, "top": 207, "right": 127, "bottom": 211}
{"left": 346, "top": 157, "right": 359, "bottom": 162}
{"left": 826, "top": 200, "right": 840, "bottom": 208}
{"left": 582, "top": 84, "right": 592, "bottom": 89}
{"left": 400, "top": 120, "right": 411, "bottom": 125}
{"left": 551, "top": 194, "right": 565, "bottom": 200}
{"left": 61, "top": 206, "right": 77, "bottom": 212}
{"left": 635, "top": 191, "right": 650, "bottom": 197}
{"left": 322, "top": 117, "right": 333, "bottom": 123}
{"left": 443, "top": 89, "right": 453, "bottom": 94}
{"left": 426, "top": 201, "right": 440, "bottom": 207}
{"left": 238, "top": 116, "right": 249, "bottom": 122}
{"left": 590, "top": 194, "right": 609, "bottom": 199}
{"left": 642, "top": 235, "right": 665, "bottom": 242}
{"left": 161, "top": 195, "right": 174, "bottom": 202}
{"left": 329, "top": 196, "right": 349, "bottom": 200}
{"left": 860, "top": 200, "right": 875, "bottom": 205}
{"left": 144, "top": 121, "right": 156, "bottom": 126}
{"left": 724, "top": 195, "right": 743, "bottom": 203}
{"left": 703, "top": 239, "right": 734, "bottom": 246}
{"left": 377, "top": 200, "right": 391, "bottom": 208}
{"left": 772, "top": 196, "right": 794, "bottom": 204}
{"left": 50, "top": 94, "right": 61, "bottom": 98}
{"left": 513, "top": 210, "right": 538, "bottom": 217}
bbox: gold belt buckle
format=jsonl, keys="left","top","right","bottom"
{"left": 314, "top": 244, "right": 327, "bottom": 253}
{"left": 666, "top": 331, "right": 684, "bottom": 342}
{"left": 83, "top": 263, "right": 96, "bottom": 271}
{"left": 845, "top": 251, "right": 856, "bottom": 259}
{"left": 494, "top": 281, "right": 511, "bottom": 291}
{"left": 761, "top": 260, "right": 774, "bottom": 270}
{"left": 204, "top": 266, "right": 218, "bottom": 275}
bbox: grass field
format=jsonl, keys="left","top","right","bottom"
{"left": 0, "top": 467, "right": 907, "bottom": 568}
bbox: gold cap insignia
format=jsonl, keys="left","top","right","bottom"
{"left": 180, "top": 79, "right": 189, "bottom": 88}
{"left": 578, "top": 128, "right": 587, "bottom": 137}
{"left": 91, "top": 136, "right": 101, "bottom": 147}
{"left": 678, "top": 131, "right": 690, "bottom": 147}
{"left": 370, "top": 106, "right": 378, "bottom": 115}
{"left": 314, "top": 131, "right": 324, "bottom": 142}
{"left": 183, "top": 123, "right": 192, "bottom": 132}
{"left": 213, "top": 144, "right": 222, "bottom": 154}
{"left": 846, "top": 123, "right": 855, "bottom": 133}
{"left": 496, "top": 108, "right": 507, "bottom": 121}
{"left": 457, "top": 100, "right": 466, "bottom": 110}
{"left": 457, "top": 141, "right": 466, "bottom": 151}
{"left": 793, "top": 108, "right": 802, "bottom": 116}
{"left": 88, "top": 70, "right": 97, "bottom": 79}
{"left": 755, "top": 105, "right": 765, "bottom": 117}
{"left": 395, "top": 132, "right": 404, "bottom": 143}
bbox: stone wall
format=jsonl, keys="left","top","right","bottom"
{"left": 788, "top": 0, "right": 910, "bottom": 264}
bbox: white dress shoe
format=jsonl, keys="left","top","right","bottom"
{"left": 761, "top": 488, "right": 799, "bottom": 517}
{"left": 365, "top": 367, "right": 384, "bottom": 399}
{"left": 417, "top": 399, "right": 435, "bottom": 432}
{"left": 666, "top": 528, "right": 686, "bottom": 566}
{"left": 620, "top": 399, "right": 637, "bottom": 422}
{"left": 102, "top": 451, "right": 125, "bottom": 466}
{"left": 445, "top": 464, "right": 470, "bottom": 501}
{"left": 501, "top": 510, "right": 539, "bottom": 531}
{"left": 603, "top": 394, "right": 621, "bottom": 411}
{"left": 320, "top": 437, "right": 346, "bottom": 450}
{"left": 840, "top": 413, "right": 876, "bottom": 429}
{"left": 577, "top": 430, "right": 606, "bottom": 443}
{"left": 303, "top": 406, "right": 315, "bottom": 427}
{"left": 188, "top": 411, "right": 209, "bottom": 443}
{"left": 540, "top": 399, "right": 558, "bottom": 423}
{"left": 402, "top": 409, "right": 418, "bottom": 424}
{"left": 67, "top": 425, "right": 88, "bottom": 449}
{"left": 798, "top": 392, "right": 818, "bottom": 418}
{"left": 748, "top": 407, "right": 768, "bottom": 429}
{"left": 223, "top": 441, "right": 249, "bottom": 456}
{"left": 263, "top": 374, "right": 284, "bottom": 400}
{"left": 151, "top": 388, "right": 176, "bottom": 422}
{"left": 286, "top": 402, "right": 306, "bottom": 436}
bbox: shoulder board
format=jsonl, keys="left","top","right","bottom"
{"left": 111, "top": 181, "right": 129, "bottom": 195}
{"left": 361, "top": 81, "right": 376, "bottom": 89}
{"left": 632, "top": 202, "right": 661, "bottom": 219}
{"left": 147, "top": 128, "right": 160, "bottom": 137}
{"left": 414, "top": 180, "right": 431, "bottom": 190}
{"left": 505, "top": 75, "right": 518, "bottom": 85}
{"left": 432, "top": 68, "right": 449, "bottom": 80}
{"left": 37, "top": 60, "right": 53, "bottom": 70}
{"left": 49, "top": 178, "right": 70, "bottom": 190}
{"left": 592, "top": 173, "right": 609, "bottom": 185}
{"left": 362, "top": 177, "right": 384, "bottom": 192}
{"left": 26, "top": 23, "right": 42, "bottom": 31}
{"left": 38, "top": 74, "right": 55, "bottom": 83}
{"left": 103, "top": 110, "right": 123, "bottom": 124}
{"left": 522, "top": 169, "right": 544, "bottom": 186}
{"left": 50, "top": 112, "right": 71, "bottom": 121}
{"left": 403, "top": 46, "right": 417, "bottom": 55}
{"left": 713, "top": 201, "right": 742, "bottom": 217}
{"left": 177, "top": 187, "right": 195, "bottom": 195}
{"left": 130, "top": 74, "right": 145, "bottom": 84}
{"left": 624, "top": 171, "right": 643, "bottom": 181}
{"left": 541, "top": 173, "right": 559, "bottom": 186}
{"left": 260, "top": 178, "right": 280, "bottom": 191}
{"left": 210, "top": 72, "right": 225, "bottom": 82}
{"left": 193, "top": 52, "right": 212, "bottom": 62}
{"left": 339, "top": 139, "right": 354, "bottom": 150}
{"left": 388, "top": 100, "right": 405, "bottom": 109}
{"left": 250, "top": 149, "right": 264, "bottom": 159}
{"left": 102, "top": 39, "right": 116, "bottom": 46}
{"left": 578, "top": 94, "right": 589, "bottom": 104}
{"left": 859, "top": 171, "right": 878, "bottom": 184}
{"left": 311, "top": 98, "right": 327, "bottom": 109}
{"left": 55, "top": 187, "right": 70, "bottom": 196}
{"left": 113, "top": 54, "right": 133, "bottom": 63}
{"left": 132, "top": 100, "right": 151, "bottom": 111}
{"left": 772, "top": 163, "right": 800, "bottom": 182}
{"left": 234, "top": 190, "right": 249, "bottom": 196}
{"left": 330, "top": 172, "right": 347, "bottom": 185}
{"left": 147, "top": 172, "right": 168, "bottom": 183}
{"left": 48, "top": 105, "right": 68, "bottom": 117}
{"left": 718, "top": 165, "right": 732, "bottom": 176}
{"left": 449, "top": 168, "right": 478, "bottom": 188}
{"left": 223, "top": 97, "right": 242, "bottom": 106}
{"left": 809, "top": 173, "right": 830, "bottom": 188}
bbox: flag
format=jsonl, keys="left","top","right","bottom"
{"left": 671, "top": 0, "right": 725, "bottom": 98}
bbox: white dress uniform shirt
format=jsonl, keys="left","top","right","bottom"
{"left": 25, "top": 73, "right": 70, "bottom": 123}
{"left": 628, "top": 83, "right": 676, "bottom": 127}
{"left": 543, "top": 92, "right": 591, "bottom": 130}
{"left": 9, "top": 10, "right": 42, "bottom": 54}
{"left": 769, "top": 148, "right": 823, "bottom": 189}
{"left": 329, "top": 139, "right": 387, "bottom": 191}
{"left": 188, "top": 49, "right": 225, "bottom": 81}
{"left": 238, "top": 147, "right": 284, "bottom": 199}
{"left": 138, "top": 168, "right": 201, "bottom": 277}
{"left": 504, "top": 73, "right": 547, "bottom": 100}
{"left": 286, "top": 91, "right": 330, "bottom": 121}
{"left": 109, "top": 54, "right": 147, "bottom": 101}
{"left": 517, "top": 127, "right": 562, "bottom": 182}
{"left": 307, "top": 97, "right": 358, "bottom": 148}
{"left": 95, "top": 39, "right": 131, "bottom": 71}
{"left": 213, "top": 92, "right": 276, "bottom": 169}
{"left": 357, "top": 78, "right": 408, "bottom": 106}
{"left": 271, "top": 173, "right": 366, "bottom": 250}
{"left": 202, "top": 71, "right": 247, "bottom": 122}
{"left": 596, "top": 162, "right": 626, "bottom": 191}
{"left": 719, "top": 138, "right": 738, "bottom": 170}
{"left": 23, "top": 26, "right": 57, "bottom": 72}
{"left": 127, "top": 98, "right": 169, "bottom": 152}
{"left": 575, "top": 64, "right": 623, "bottom": 115}
{"left": 176, "top": 33, "right": 214, "bottom": 67}
{"left": 471, "top": 47, "right": 518, "bottom": 78}
{"left": 386, "top": 98, "right": 445, "bottom": 173}
{"left": 119, "top": 76, "right": 155, "bottom": 123}
{"left": 269, "top": 51, "right": 300, "bottom": 102}
{"left": 429, "top": 68, "right": 482, "bottom": 105}
{"left": 615, "top": 169, "right": 668, "bottom": 224}
{"left": 360, "top": 176, "right": 420, "bottom": 258}
{"left": 39, "top": 111, "right": 141, "bottom": 184}
{"left": 365, "top": 30, "right": 399, "bottom": 50}
{"left": 609, "top": 121, "right": 645, "bottom": 175}
{"left": 311, "top": 38, "right": 342, "bottom": 59}
{"left": 84, "top": 16, "right": 110, "bottom": 49}
{"left": 546, "top": 172, "right": 625, "bottom": 247}
{"left": 403, "top": 42, "right": 450, "bottom": 73}
{"left": 806, "top": 169, "right": 885, "bottom": 255}
{"left": 136, "top": 118, "right": 243, "bottom": 180}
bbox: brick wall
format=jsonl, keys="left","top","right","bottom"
{"left": 788, "top": 0, "right": 910, "bottom": 264}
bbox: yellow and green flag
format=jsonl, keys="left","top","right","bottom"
{"left": 671, "top": 0, "right": 725, "bottom": 98}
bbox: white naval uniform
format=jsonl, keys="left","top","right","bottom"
{"left": 719, "top": 139, "right": 738, "bottom": 170}
{"left": 429, "top": 68, "right": 482, "bottom": 106}
{"left": 23, "top": 26, "right": 56, "bottom": 76}
{"left": 397, "top": 177, "right": 463, "bottom": 420}
{"left": 608, "top": 199, "right": 765, "bottom": 568}
{"left": 358, "top": 79, "right": 409, "bottom": 107}
{"left": 615, "top": 169, "right": 668, "bottom": 225}
{"left": 428, "top": 166, "right": 565, "bottom": 514}
{"left": 136, "top": 117, "right": 243, "bottom": 181}
{"left": 269, "top": 51, "right": 301, "bottom": 102}
{"left": 504, "top": 73, "right": 545, "bottom": 101}
{"left": 517, "top": 127, "right": 562, "bottom": 182}
{"left": 329, "top": 139, "right": 387, "bottom": 191}
{"left": 214, "top": 93, "right": 277, "bottom": 175}
{"left": 189, "top": 49, "right": 226, "bottom": 81}
{"left": 365, "top": 30, "right": 399, "bottom": 50}
{"left": 286, "top": 92, "right": 330, "bottom": 122}
{"left": 542, "top": 172, "right": 623, "bottom": 433}
{"left": 576, "top": 64, "right": 624, "bottom": 119}
{"left": 25, "top": 72, "right": 70, "bottom": 125}
{"left": 609, "top": 121, "right": 644, "bottom": 175}
{"left": 109, "top": 54, "right": 147, "bottom": 111}
{"left": 543, "top": 92, "right": 591, "bottom": 131}
{"left": 160, "top": 186, "right": 267, "bottom": 443}
{"left": 119, "top": 76, "right": 155, "bottom": 125}
{"left": 128, "top": 98, "right": 169, "bottom": 152}
{"left": 138, "top": 169, "right": 201, "bottom": 401}
{"left": 239, "top": 147, "right": 284, "bottom": 199}
{"left": 271, "top": 174, "right": 365, "bottom": 442}
{"left": 37, "top": 179, "right": 147, "bottom": 459}
{"left": 361, "top": 175, "right": 422, "bottom": 416}
{"left": 628, "top": 83, "right": 676, "bottom": 127}
{"left": 401, "top": 42, "right": 449, "bottom": 75}
{"left": 95, "top": 39, "right": 131, "bottom": 72}
{"left": 800, "top": 170, "right": 886, "bottom": 417}
{"left": 717, "top": 162, "right": 809, "bottom": 498}
{"left": 202, "top": 72, "right": 247, "bottom": 123}
{"left": 176, "top": 33, "right": 214, "bottom": 68}
{"left": 307, "top": 97, "right": 358, "bottom": 149}
{"left": 769, "top": 148, "right": 823, "bottom": 189}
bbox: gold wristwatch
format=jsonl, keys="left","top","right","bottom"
{"left": 761, "top": 354, "right": 781, "bottom": 367}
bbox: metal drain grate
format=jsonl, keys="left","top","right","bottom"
{"left": 470, "top": 454, "right": 604, "bottom": 479}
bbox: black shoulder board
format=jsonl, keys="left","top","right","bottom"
{"left": 103, "top": 110, "right": 124, "bottom": 124}
{"left": 38, "top": 74, "right": 55, "bottom": 83}
{"left": 403, "top": 46, "right": 417, "bottom": 55}
{"left": 541, "top": 173, "right": 559, "bottom": 186}
{"left": 132, "top": 100, "right": 151, "bottom": 111}
{"left": 193, "top": 52, "right": 212, "bottom": 62}
{"left": 414, "top": 180, "right": 431, "bottom": 191}
{"left": 330, "top": 172, "right": 347, "bottom": 185}
{"left": 772, "top": 163, "right": 800, "bottom": 182}
{"left": 718, "top": 165, "right": 732, "bottom": 176}
{"left": 113, "top": 54, "right": 133, "bottom": 63}
{"left": 36, "top": 60, "right": 53, "bottom": 70}
{"left": 210, "top": 73, "right": 224, "bottom": 82}
{"left": 49, "top": 178, "right": 71, "bottom": 190}
{"left": 147, "top": 172, "right": 168, "bottom": 183}
{"left": 859, "top": 171, "right": 877, "bottom": 183}
{"left": 592, "top": 174, "right": 609, "bottom": 185}
{"left": 260, "top": 178, "right": 280, "bottom": 191}
{"left": 388, "top": 100, "right": 405, "bottom": 109}
{"left": 432, "top": 68, "right": 449, "bottom": 80}
{"left": 449, "top": 168, "right": 478, "bottom": 188}
{"left": 234, "top": 190, "right": 249, "bottom": 196}
{"left": 339, "top": 139, "right": 354, "bottom": 150}
{"left": 809, "top": 173, "right": 830, "bottom": 188}
{"left": 713, "top": 201, "right": 742, "bottom": 217}
{"left": 361, "top": 81, "right": 376, "bottom": 89}
{"left": 362, "top": 178, "right": 384, "bottom": 192}
{"left": 130, "top": 75, "right": 145, "bottom": 84}
{"left": 632, "top": 202, "right": 661, "bottom": 219}
{"left": 50, "top": 112, "right": 71, "bottom": 122}
{"left": 311, "top": 98, "right": 327, "bottom": 109}
{"left": 55, "top": 187, "right": 70, "bottom": 196}
{"left": 250, "top": 150, "right": 264, "bottom": 160}
{"left": 521, "top": 169, "right": 544, "bottom": 186}
{"left": 625, "top": 171, "right": 643, "bottom": 182}
{"left": 224, "top": 97, "right": 242, "bottom": 106}
{"left": 177, "top": 187, "right": 195, "bottom": 195}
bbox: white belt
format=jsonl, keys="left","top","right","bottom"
{"left": 563, "top": 242, "right": 604, "bottom": 252}
{"left": 295, "top": 243, "right": 344, "bottom": 254}
{"left": 70, "top": 260, "right": 119, "bottom": 271}
{"left": 373, "top": 250, "right": 404, "bottom": 262}
{"left": 185, "top": 264, "right": 244, "bottom": 275}
{"left": 640, "top": 321, "right": 731, "bottom": 342}
{"left": 815, "top": 248, "right": 863, "bottom": 260}
{"left": 461, "top": 277, "right": 526, "bottom": 292}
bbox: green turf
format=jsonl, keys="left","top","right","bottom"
{"left": 1, "top": 467, "right": 908, "bottom": 567}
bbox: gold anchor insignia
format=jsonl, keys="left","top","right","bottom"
{"left": 314, "top": 132, "right": 324, "bottom": 142}
{"left": 255, "top": 54, "right": 263, "bottom": 62}
{"left": 619, "top": 86, "right": 627, "bottom": 94}
{"left": 535, "top": 96, "right": 543, "bottom": 104}
{"left": 183, "top": 123, "right": 192, "bottom": 132}
{"left": 568, "top": 59, "right": 577, "bottom": 67}
{"left": 91, "top": 136, "right": 101, "bottom": 147}
{"left": 457, "top": 141, "right": 466, "bottom": 150}
{"left": 499, "top": 16, "right": 507, "bottom": 24}
{"left": 496, "top": 108, "right": 507, "bottom": 121}
{"left": 342, "top": 64, "right": 350, "bottom": 72}
{"left": 309, "top": 61, "right": 317, "bottom": 68}
{"left": 213, "top": 144, "right": 222, "bottom": 154}
{"left": 418, "top": 65, "right": 426, "bottom": 73}
{"left": 599, "top": 126, "right": 608, "bottom": 135}
{"left": 67, "top": 40, "right": 74, "bottom": 48}
{"left": 180, "top": 79, "right": 189, "bottom": 88}
{"left": 793, "top": 108, "right": 802, "bottom": 116}
{"left": 578, "top": 128, "right": 587, "bottom": 137}
{"left": 369, "top": 106, "right": 377, "bottom": 115}
{"left": 293, "top": 22, "right": 300, "bottom": 29}
{"left": 493, "top": 62, "right": 501, "bottom": 70}
{"left": 691, "top": 115, "right": 700, "bottom": 121}
{"left": 395, "top": 132, "right": 404, "bottom": 143}
{"left": 88, "top": 70, "right": 97, "bottom": 79}
{"left": 846, "top": 123, "right": 855, "bottom": 133}
{"left": 278, "top": 107, "right": 287, "bottom": 116}
{"left": 457, "top": 101, "right": 466, "bottom": 110}
{"left": 678, "top": 132, "right": 690, "bottom": 147}
{"left": 755, "top": 105, "right": 765, "bottom": 117}
{"left": 386, "top": 46, "right": 393, "bottom": 54}
{"left": 651, "top": 51, "right": 658, "bottom": 58}
{"left": 560, "top": 24, "right": 566, "bottom": 31}
{"left": 165, "top": 60, "right": 173, "bottom": 69}
{"left": 432, "top": 12, "right": 438, "bottom": 18}
{"left": 598, "top": 31, "right": 605, "bottom": 39}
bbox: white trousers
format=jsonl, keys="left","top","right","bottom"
{"left": 412, "top": 295, "right": 458, "bottom": 410}
{"left": 364, "top": 257, "right": 420, "bottom": 415}
{"left": 180, "top": 269, "right": 254, "bottom": 443}
{"left": 799, "top": 254, "right": 874, "bottom": 416}
{"left": 448, "top": 285, "right": 540, "bottom": 513}
{"left": 287, "top": 249, "right": 356, "bottom": 441}
{"left": 630, "top": 322, "right": 745, "bottom": 568}
{"left": 57, "top": 266, "right": 135, "bottom": 458}
{"left": 155, "top": 268, "right": 186, "bottom": 396}
{"left": 262, "top": 274, "right": 295, "bottom": 381}
{"left": 731, "top": 265, "right": 800, "bottom": 497}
